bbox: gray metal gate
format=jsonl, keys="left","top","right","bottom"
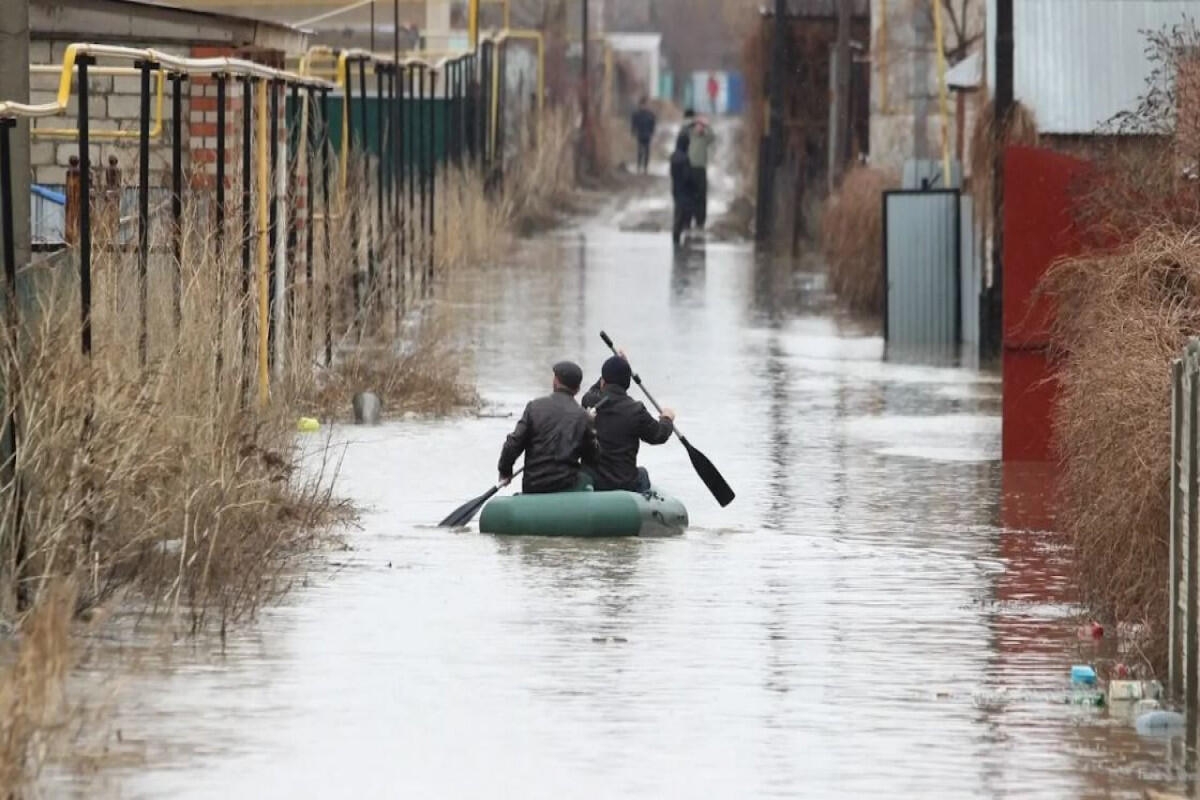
{"left": 882, "top": 189, "right": 963, "bottom": 350}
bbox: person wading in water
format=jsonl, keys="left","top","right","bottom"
{"left": 581, "top": 353, "right": 675, "bottom": 493}
{"left": 498, "top": 361, "right": 600, "bottom": 493}
{"left": 670, "top": 129, "right": 694, "bottom": 246}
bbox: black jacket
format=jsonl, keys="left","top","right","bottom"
{"left": 670, "top": 148, "right": 692, "bottom": 200}
{"left": 499, "top": 388, "right": 599, "bottom": 493}
{"left": 631, "top": 108, "right": 656, "bottom": 141}
{"left": 580, "top": 383, "right": 673, "bottom": 491}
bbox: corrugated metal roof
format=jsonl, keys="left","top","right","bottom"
{"left": 986, "top": 0, "right": 1195, "bottom": 134}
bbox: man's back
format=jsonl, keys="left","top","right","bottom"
{"left": 632, "top": 107, "right": 656, "bottom": 140}
{"left": 499, "top": 390, "right": 598, "bottom": 493}
{"left": 581, "top": 384, "right": 673, "bottom": 491}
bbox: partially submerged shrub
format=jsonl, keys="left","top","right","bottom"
{"left": 1042, "top": 226, "right": 1200, "bottom": 671}
{"left": 819, "top": 166, "right": 899, "bottom": 314}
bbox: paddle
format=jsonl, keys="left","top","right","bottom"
{"left": 599, "top": 331, "right": 735, "bottom": 507}
{"left": 439, "top": 467, "right": 524, "bottom": 527}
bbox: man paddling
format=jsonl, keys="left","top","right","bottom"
{"left": 581, "top": 354, "right": 675, "bottom": 493}
{"left": 498, "top": 361, "right": 599, "bottom": 494}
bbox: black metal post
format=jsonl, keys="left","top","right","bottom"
{"left": 376, "top": 64, "right": 385, "bottom": 311}
{"left": 268, "top": 80, "right": 279, "bottom": 371}
{"left": 78, "top": 57, "right": 94, "bottom": 358}
{"left": 417, "top": 66, "right": 426, "bottom": 295}
{"left": 241, "top": 76, "right": 254, "bottom": 404}
{"left": 0, "top": 117, "right": 24, "bottom": 610}
{"left": 306, "top": 87, "right": 318, "bottom": 359}
{"left": 136, "top": 59, "right": 154, "bottom": 368}
{"left": 319, "top": 88, "right": 333, "bottom": 366}
{"left": 987, "top": 0, "right": 1014, "bottom": 361}
{"left": 170, "top": 72, "right": 184, "bottom": 332}
{"left": 398, "top": 64, "right": 407, "bottom": 301}
{"left": 387, "top": 65, "right": 397, "bottom": 321}
{"left": 360, "top": 59, "right": 375, "bottom": 310}
{"left": 287, "top": 82, "right": 300, "bottom": 340}
{"left": 427, "top": 66, "right": 435, "bottom": 289}
{"left": 406, "top": 66, "right": 416, "bottom": 294}
{"left": 347, "top": 61, "right": 361, "bottom": 323}
{"left": 215, "top": 76, "right": 228, "bottom": 373}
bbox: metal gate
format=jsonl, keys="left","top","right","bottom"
{"left": 882, "top": 189, "right": 963, "bottom": 350}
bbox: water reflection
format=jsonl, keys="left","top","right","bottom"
{"left": 670, "top": 244, "right": 706, "bottom": 306}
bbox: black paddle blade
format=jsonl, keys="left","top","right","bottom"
{"left": 439, "top": 485, "right": 500, "bottom": 527}
{"left": 681, "top": 437, "right": 735, "bottom": 507}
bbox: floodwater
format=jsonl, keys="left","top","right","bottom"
{"left": 51, "top": 164, "right": 1193, "bottom": 799}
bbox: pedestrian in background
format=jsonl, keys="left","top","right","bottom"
{"left": 670, "top": 129, "right": 694, "bottom": 246}
{"left": 681, "top": 108, "right": 715, "bottom": 229}
{"left": 631, "top": 96, "right": 657, "bottom": 175}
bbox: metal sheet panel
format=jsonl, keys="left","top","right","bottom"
{"left": 884, "top": 191, "right": 960, "bottom": 349}
{"left": 960, "top": 196, "right": 980, "bottom": 348}
{"left": 987, "top": 0, "right": 1194, "bottom": 134}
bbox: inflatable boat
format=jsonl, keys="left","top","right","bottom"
{"left": 478, "top": 488, "right": 688, "bottom": 537}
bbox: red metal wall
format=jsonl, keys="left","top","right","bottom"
{"left": 1002, "top": 146, "right": 1093, "bottom": 462}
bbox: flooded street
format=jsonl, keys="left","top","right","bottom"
{"left": 55, "top": 197, "right": 1185, "bottom": 798}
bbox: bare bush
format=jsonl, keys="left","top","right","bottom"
{"left": 819, "top": 166, "right": 899, "bottom": 314}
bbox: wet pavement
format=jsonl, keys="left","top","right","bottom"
{"left": 49, "top": 153, "right": 1196, "bottom": 798}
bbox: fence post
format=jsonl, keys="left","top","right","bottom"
{"left": 305, "top": 87, "right": 317, "bottom": 361}
{"left": 0, "top": 117, "right": 26, "bottom": 611}
{"left": 136, "top": 59, "right": 155, "bottom": 368}
{"left": 347, "top": 60, "right": 361, "bottom": 325}
{"left": 170, "top": 72, "right": 185, "bottom": 332}
{"left": 376, "top": 64, "right": 385, "bottom": 314}
{"left": 287, "top": 82, "right": 300, "bottom": 344}
{"left": 359, "top": 59, "right": 373, "bottom": 315}
{"left": 267, "top": 79, "right": 279, "bottom": 373}
{"left": 319, "top": 87, "right": 333, "bottom": 367}
{"left": 215, "top": 73, "right": 228, "bottom": 388}
{"left": 77, "top": 54, "right": 94, "bottom": 359}
{"left": 1188, "top": 345, "right": 1200, "bottom": 739}
{"left": 241, "top": 76, "right": 254, "bottom": 407}
{"left": 1172, "top": 356, "right": 1185, "bottom": 702}
{"left": 427, "top": 66, "right": 435, "bottom": 290}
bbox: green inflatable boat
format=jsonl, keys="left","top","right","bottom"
{"left": 479, "top": 488, "right": 688, "bottom": 537}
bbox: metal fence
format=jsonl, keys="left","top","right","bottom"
{"left": 882, "top": 189, "right": 961, "bottom": 350}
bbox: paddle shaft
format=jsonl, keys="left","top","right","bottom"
{"left": 599, "top": 332, "right": 688, "bottom": 440}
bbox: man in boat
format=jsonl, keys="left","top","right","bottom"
{"left": 498, "top": 361, "right": 600, "bottom": 494}
{"left": 581, "top": 355, "right": 675, "bottom": 493}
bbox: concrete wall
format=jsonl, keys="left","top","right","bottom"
{"left": 869, "top": 0, "right": 985, "bottom": 175}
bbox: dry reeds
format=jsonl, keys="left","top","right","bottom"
{"left": 967, "top": 96, "right": 1038, "bottom": 226}
{"left": 0, "top": 581, "right": 76, "bottom": 791}
{"left": 819, "top": 165, "right": 899, "bottom": 314}
{"left": 1043, "top": 226, "right": 1200, "bottom": 671}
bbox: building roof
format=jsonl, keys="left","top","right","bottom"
{"left": 32, "top": 0, "right": 310, "bottom": 51}
{"left": 987, "top": 0, "right": 1196, "bottom": 134}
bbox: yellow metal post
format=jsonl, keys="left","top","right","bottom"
{"left": 469, "top": 0, "right": 480, "bottom": 51}
{"left": 256, "top": 79, "right": 270, "bottom": 405}
{"left": 931, "top": 0, "right": 952, "bottom": 182}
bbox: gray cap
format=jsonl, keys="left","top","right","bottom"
{"left": 552, "top": 360, "right": 583, "bottom": 391}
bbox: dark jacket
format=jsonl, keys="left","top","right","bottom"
{"left": 580, "top": 383, "right": 673, "bottom": 491}
{"left": 670, "top": 148, "right": 692, "bottom": 200}
{"left": 631, "top": 107, "right": 656, "bottom": 141}
{"left": 499, "top": 388, "right": 599, "bottom": 494}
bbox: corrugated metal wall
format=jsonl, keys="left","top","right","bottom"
{"left": 986, "top": 0, "right": 1194, "bottom": 133}
{"left": 884, "top": 190, "right": 961, "bottom": 349}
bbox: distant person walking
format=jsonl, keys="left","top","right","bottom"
{"left": 630, "top": 96, "right": 657, "bottom": 174}
{"left": 706, "top": 73, "right": 720, "bottom": 115}
{"left": 670, "top": 129, "right": 694, "bottom": 246}
{"left": 682, "top": 108, "right": 715, "bottom": 229}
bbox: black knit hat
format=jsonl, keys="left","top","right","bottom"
{"left": 552, "top": 360, "right": 583, "bottom": 391}
{"left": 601, "top": 355, "right": 632, "bottom": 389}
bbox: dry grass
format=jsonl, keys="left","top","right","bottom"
{"left": 0, "top": 581, "right": 76, "bottom": 792}
{"left": 967, "top": 96, "right": 1038, "bottom": 227}
{"left": 1042, "top": 226, "right": 1200, "bottom": 673}
{"left": 819, "top": 166, "right": 899, "bottom": 314}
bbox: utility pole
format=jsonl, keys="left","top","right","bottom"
{"left": 830, "top": 0, "right": 852, "bottom": 191}
{"left": 757, "top": 0, "right": 787, "bottom": 244}
{"left": 987, "top": 0, "right": 1014, "bottom": 360}
{"left": 370, "top": 0, "right": 376, "bottom": 53}
{"left": 0, "top": 0, "right": 29, "bottom": 617}
{"left": 581, "top": 0, "right": 591, "bottom": 173}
